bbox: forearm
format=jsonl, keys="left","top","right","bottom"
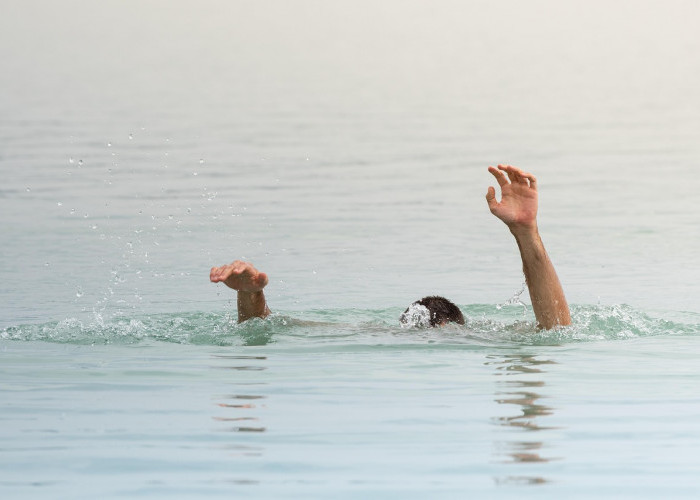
{"left": 511, "top": 225, "right": 571, "bottom": 329}
{"left": 237, "top": 291, "right": 270, "bottom": 323}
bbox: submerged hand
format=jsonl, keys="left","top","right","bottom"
{"left": 486, "top": 164, "right": 538, "bottom": 232}
{"left": 210, "top": 261, "right": 269, "bottom": 292}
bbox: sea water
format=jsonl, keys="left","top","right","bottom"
{"left": 2, "top": 0, "right": 700, "bottom": 498}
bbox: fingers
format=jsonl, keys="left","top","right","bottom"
{"left": 498, "top": 164, "right": 520, "bottom": 185}
{"left": 488, "top": 166, "right": 509, "bottom": 187}
{"left": 494, "top": 164, "right": 537, "bottom": 190}
{"left": 210, "top": 265, "right": 232, "bottom": 283}
{"left": 210, "top": 265, "right": 231, "bottom": 282}
{"left": 210, "top": 260, "right": 269, "bottom": 292}
{"left": 210, "top": 260, "right": 248, "bottom": 283}
{"left": 523, "top": 171, "right": 537, "bottom": 190}
{"left": 498, "top": 164, "right": 525, "bottom": 185}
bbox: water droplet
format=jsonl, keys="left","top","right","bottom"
{"left": 76, "top": 288, "right": 84, "bottom": 298}
{"left": 193, "top": 172, "right": 198, "bottom": 176}
{"left": 107, "top": 142, "right": 112, "bottom": 147}
{"left": 83, "top": 213, "right": 89, "bottom": 218}
{"left": 69, "top": 157, "right": 75, "bottom": 164}
{"left": 70, "top": 208, "right": 76, "bottom": 215}
{"left": 199, "top": 158, "right": 204, "bottom": 164}
{"left": 128, "top": 133, "right": 133, "bottom": 140}
{"left": 25, "top": 187, "right": 31, "bottom": 192}
{"left": 78, "top": 160, "right": 84, "bottom": 166}
{"left": 91, "top": 224, "right": 98, "bottom": 230}
{"left": 44, "top": 262, "right": 50, "bottom": 267}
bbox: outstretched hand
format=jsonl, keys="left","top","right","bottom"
{"left": 210, "top": 260, "right": 269, "bottom": 292}
{"left": 485, "top": 165, "right": 571, "bottom": 329}
{"left": 486, "top": 165, "right": 538, "bottom": 231}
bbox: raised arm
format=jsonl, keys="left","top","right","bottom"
{"left": 210, "top": 260, "right": 271, "bottom": 322}
{"left": 486, "top": 165, "right": 571, "bottom": 329}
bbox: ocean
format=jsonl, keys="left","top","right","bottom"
{"left": 2, "top": 0, "right": 700, "bottom": 497}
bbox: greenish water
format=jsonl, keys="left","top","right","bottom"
{"left": 3, "top": 312, "right": 700, "bottom": 498}
{"left": 2, "top": 0, "right": 700, "bottom": 497}
{"left": 4, "top": 307, "right": 700, "bottom": 497}
{"left": 3, "top": 305, "right": 699, "bottom": 347}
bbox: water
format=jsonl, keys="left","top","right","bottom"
{"left": 4, "top": 308, "right": 700, "bottom": 497}
{"left": 2, "top": 0, "right": 700, "bottom": 497}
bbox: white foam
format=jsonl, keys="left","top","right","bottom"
{"left": 399, "top": 303, "right": 431, "bottom": 329}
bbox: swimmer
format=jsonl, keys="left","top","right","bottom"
{"left": 210, "top": 165, "right": 571, "bottom": 329}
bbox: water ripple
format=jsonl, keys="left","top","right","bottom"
{"left": 2, "top": 305, "right": 699, "bottom": 347}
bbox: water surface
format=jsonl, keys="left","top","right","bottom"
{"left": 2, "top": 0, "right": 700, "bottom": 497}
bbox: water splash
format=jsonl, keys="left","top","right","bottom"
{"left": 496, "top": 282, "right": 527, "bottom": 315}
{"left": 399, "top": 303, "right": 431, "bottom": 329}
{"left": 1, "top": 312, "right": 238, "bottom": 346}
{"left": 2, "top": 305, "right": 699, "bottom": 347}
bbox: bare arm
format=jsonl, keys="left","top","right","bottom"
{"left": 486, "top": 165, "right": 571, "bottom": 329}
{"left": 210, "top": 261, "right": 271, "bottom": 323}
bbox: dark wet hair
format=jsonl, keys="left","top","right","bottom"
{"left": 401, "top": 296, "right": 465, "bottom": 327}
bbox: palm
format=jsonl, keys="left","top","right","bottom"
{"left": 492, "top": 182, "right": 537, "bottom": 226}
{"left": 486, "top": 165, "right": 538, "bottom": 228}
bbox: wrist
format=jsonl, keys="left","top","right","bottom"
{"left": 237, "top": 290, "right": 265, "bottom": 300}
{"left": 508, "top": 221, "right": 538, "bottom": 240}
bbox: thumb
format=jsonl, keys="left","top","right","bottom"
{"left": 255, "top": 272, "right": 269, "bottom": 288}
{"left": 485, "top": 186, "right": 497, "bottom": 207}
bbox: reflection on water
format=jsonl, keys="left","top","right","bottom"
{"left": 210, "top": 354, "right": 268, "bottom": 483}
{"left": 494, "top": 475, "right": 548, "bottom": 486}
{"left": 487, "top": 353, "right": 560, "bottom": 485}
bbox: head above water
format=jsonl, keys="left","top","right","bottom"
{"left": 399, "top": 296, "right": 465, "bottom": 328}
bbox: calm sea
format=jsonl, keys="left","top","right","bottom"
{"left": 2, "top": 1, "right": 700, "bottom": 497}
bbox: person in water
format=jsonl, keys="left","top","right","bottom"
{"left": 209, "top": 165, "right": 571, "bottom": 330}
